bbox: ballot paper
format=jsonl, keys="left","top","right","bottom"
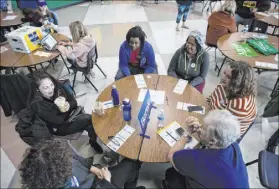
{"left": 137, "top": 89, "right": 165, "bottom": 105}
{"left": 255, "top": 61, "right": 279, "bottom": 69}
{"left": 173, "top": 79, "right": 188, "bottom": 95}
{"left": 157, "top": 121, "right": 199, "bottom": 148}
{"left": 176, "top": 102, "right": 205, "bottom": 115}
{"left": 2, "top": 15, "right": 17, "bottom": 20}
{"left": 0, "top": 46, "right": 8, "bottom": 53}
{"left": 134, "top": 74, "right": 147, "bottom": 88}
{"left": 34, "top": 51, "right": 52, "bottom": 57}
{"left": 107, "top": 125, "right": 135, "bottom": 152}
{"left": 102, "top": 100, "right": 114, "bottom": 109}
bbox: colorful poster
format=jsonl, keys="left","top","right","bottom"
{"left": 232, "top": 43, "right": 258, "bottom": 57}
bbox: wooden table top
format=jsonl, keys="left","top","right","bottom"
{"left": 139, "top": 75, "right": 209, "bottom": 162}
{"left": 10, "top": 33, "right": 69, "bottom": 68}
{"left": 92, "top": 74, "right": 159, "bottom": 160}
{"left": 92, "top": 75, "right": 208, "bottom": 162}
{"left": 0, "top": 11, "right": 23, "bottom": 27}
{"left": 217, "top": 32, "right": 279, "bottom": 70}
{"left": 254, "top": 10, "right": 279, "bottom": 27}
{"left": 0, "top": 43, "right": 24, "bottom": 67}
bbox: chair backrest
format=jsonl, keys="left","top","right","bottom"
{"left": 86, "top": 45, "right": 98, "bottom": 73}
{"left": 248, "top": 20, "right": 268, "bottom": 33}
{"left": 258, "top": 150, "right": 279, "bottom": 188}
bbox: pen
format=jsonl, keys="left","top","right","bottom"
{"left": 166, "top": 131, "right": 178, "bottom": 142}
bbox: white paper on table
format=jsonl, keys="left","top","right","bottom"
{"left": 184, "top": 137, "right": 199, "bottom": 149}
{"left": 255, "top": 61, "right": 267, "bottom": 67}
{"left": 2, "top": 15, "right": 17, "bottom": 20}
{"left": 173, "top": 79, "right": 188, "bottom": 95}
{"left": 134, "top": 74, "right": 147, "bottom": 88}
{"left": 0, "top": 46, "right": 8, "bottom": 53}
{"left": 183, "top": 103, "right": 205, "bottom": 115}
{"left": 267, "top": 63, "right": 279, "bottom": 69}
{"left": 273, "top": 14, "right": 279, "bottom": 19}
{"left": 275, "top": 54, "right": 278, "bottom": 62}
{"left": 137, "top": 89, "right": 165, "bottom": 105}
{"left": 157, "top": 121, "right": 182, "bottom": 147}
{"left": 176, "top": 102, "right": 183, "bottom": 110}
{"left": 34, "top": 51, "right": 52, "bottom": 57}
{"left": 102, "top": 100, "right": 114, "bottom": 109}
{"left": 107, "top": 125, "right": 135, "bottom": 152}
{"left": 257, "top": 12, "right": 269, "bottom": 17}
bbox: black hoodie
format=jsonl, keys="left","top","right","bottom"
{"left": 236, "top": 0, "right": 271, "bottom": 19}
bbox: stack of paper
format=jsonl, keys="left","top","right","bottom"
{"left": 2, "top": 15, "right": 17, "bottom": 20}
{"left": 255, "top": 61, "right": 279, "bottom": 69}
{"left": 107, "top": 125, "right": 135, "bottom": 152}
{"left": 176, "top": 102, "right": 205, "bottom": 115}
{"left": 157, "top": 121, "right": 199, "bottom": 148}
{"left": 102, "top": 100, "right": 114, "bottom": 109}
{"left": 34, "top": 51, "right": 52, "bottom": 57}
{"left": 138, "top": 89, "right": 165, "bottom": 105}
{"left": 134, "top": 74, "right": 147, "bottom": 88}
{"left": 173, "top": 79, "right": 188, "bottom": 95}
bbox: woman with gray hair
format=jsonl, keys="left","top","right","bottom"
{"left": 207, "top": 61, "right": 257, "bottom": 136}
{"left": 206, "top": 0, "right": 237, "bottom": 46}
{"left": 165, "top": 109, "right": 249, "bottom": 188}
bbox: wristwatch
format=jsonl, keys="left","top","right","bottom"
{"left": 182, "top": 132, "right": 192, "bottom": 143}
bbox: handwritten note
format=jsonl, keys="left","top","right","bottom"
{"left": 134, "top": 74, "right": 147, "bottom": 88}
{"left": 176, "top": 102, "right": 205, "bottom": 115}
{"left": 255, "top": 61, "right": 279, "bottom": 69}
{"left": 173, "top": 79, "right": 188, "bottom": 95}
{"left": 2, "top": 15, "right": 17, "bottom": 20}
{"left": 34, "top": 51, "right": 52, "bottom": 57}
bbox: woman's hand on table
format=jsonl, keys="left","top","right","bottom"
{"left": 90, "top": 166, "right": 104, "bottom": 179}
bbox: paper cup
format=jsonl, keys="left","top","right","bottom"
{"left": 93, "top": 101, "right": 105, "bottom": 115}
{"left": 54, "top": 96, "right": 66, "bottom": 112}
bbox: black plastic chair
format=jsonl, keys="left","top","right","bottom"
{"left": 249, "top": 19, "right": 269, "bottom": 33}
{"left": 258, "top": 150, "right": 279, "bottom": 189}
{"left": 70, "top": 45, "right": 106, "bottom": 92}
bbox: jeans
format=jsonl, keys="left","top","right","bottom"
{"left": 235, "top": 14, "right": 253, "bottom": 28}
{"left": 115, "top": 64, "right": 158, "bottom": 81}
{"left": 176, "top": 2, "right": 192, "bottom": 24}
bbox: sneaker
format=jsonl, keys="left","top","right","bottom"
{"left": 181, "top": 25, "right": 189, "bottom": 29}
{"left": 89, "top": 139, "right": 103, "bottom": 153}
{"left": 101, "top": 1, "right": 104, "bottom": 5}
{"left": 176, "top": 27, "right": 180, "bottom": 31}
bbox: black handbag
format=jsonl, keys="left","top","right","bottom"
{"left": 68, "top": 106, "right": 85, "bottom": 122}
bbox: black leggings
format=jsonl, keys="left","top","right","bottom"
{"left": 55, "top": 114, "right": 97, "bottom": 142}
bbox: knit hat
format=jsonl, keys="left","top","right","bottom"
{"left": 187, "top": 30, "right": 204, "bottom": 48}
{"left": 37, "top": 0, "right": 47, "bottom": 7}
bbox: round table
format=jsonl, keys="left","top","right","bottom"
{"left": 0, "top": 11, "right": 23, "bottom": 28}
{"left": 1, "top": 33, "right": 70, "bottom": 72}
{"left": 254, "top": 10, "right": 279, "bottom": 27}
{"left": 217, "top": 32, "right": 279, "bottom": 70}
{"left": 92, "top": 75, "right": 209, "bottom": 162}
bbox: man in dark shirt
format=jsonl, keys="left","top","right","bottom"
{"left": 165, "top": 109, "right": 249, "bottom": 188}
{"left": 235, "top": 0, "right": 271, "bottom": 27}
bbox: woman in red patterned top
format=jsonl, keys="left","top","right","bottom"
{"left": 207, "top": 61, "right": 257, "bottom": 135}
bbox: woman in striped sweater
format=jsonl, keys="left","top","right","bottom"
{"left": 207, "top": 61, "right": 257, "bottom": 135}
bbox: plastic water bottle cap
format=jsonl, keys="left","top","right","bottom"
{"left": 123, "top": 98, "right": 130, "bottom": 105}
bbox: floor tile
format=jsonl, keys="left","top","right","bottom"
{"left": 1, "top": 148, "right": 16, "bottom": 188}
{"left": 83, "top": 3, "right": 148, "bottom": 25}
{"left": 55, "top": 5, "right": 89, "bottom": 26}
{"left": 149, "top": 19, "right": 208, "bottom": 54}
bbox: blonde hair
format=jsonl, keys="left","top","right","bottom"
{"left": 220, "top": 0, "right": 236, "bottom": 16}
{"left": 69, "top": 21, "right": 89, "bottom": 43}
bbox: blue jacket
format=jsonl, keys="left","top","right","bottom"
{"left": 119, "top": 41, "right": 157, "bottom": 76}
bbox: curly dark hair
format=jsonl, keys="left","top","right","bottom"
{"left": 19, "top": 139, "right": 72, "bottom": 189}
{"left": 226, "top": 61, "right": 257, "bottom": 100}
{"left": 126, "top": 26, "right": 147, "bottom": 50}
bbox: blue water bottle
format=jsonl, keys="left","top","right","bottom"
{"left": 111, "top": 84, "right": 120, "bottom": 106}
{"left": 122, "top": 98, "right": 132, "bottom": 122}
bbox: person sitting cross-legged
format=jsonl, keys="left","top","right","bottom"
{"left": 165, "top": 109, "right": 249, "bottom": 188}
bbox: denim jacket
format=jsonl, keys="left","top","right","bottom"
{"left": 119, "top": 41, "right": 157, "bottom": 76}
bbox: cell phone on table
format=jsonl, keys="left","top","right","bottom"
{"left": 176, "top": 127, "right": 185, "bottom": 137}
{"left": 188, "top": 105, "right": 203, "bottom": 112}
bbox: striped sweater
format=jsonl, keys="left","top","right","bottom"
{"left": 207, "top": 84, "right": 257, "bottom": 135}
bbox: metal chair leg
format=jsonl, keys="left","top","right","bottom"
{"left": 245, "top": 159, "right": 258, "bottom": 166}
{"left": 40, "top": 63, "right": 46, "bottom": 72}
{"left": 95, "top": 63, "right": 107, "bottom": 78}
{"left": 217, "top": 57, "right": 226, "bottom": 77}
{"left": 84, "top": 74, "right": 98, "bottom": 92}
{"left": 60, "top": 54, "right": 70, "bottom": 74}
{"left": 271, "top": 77, "right": 279, "bottom": 97}
{"left": 72, "top": 72, "right": 77, "bottom": 88}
